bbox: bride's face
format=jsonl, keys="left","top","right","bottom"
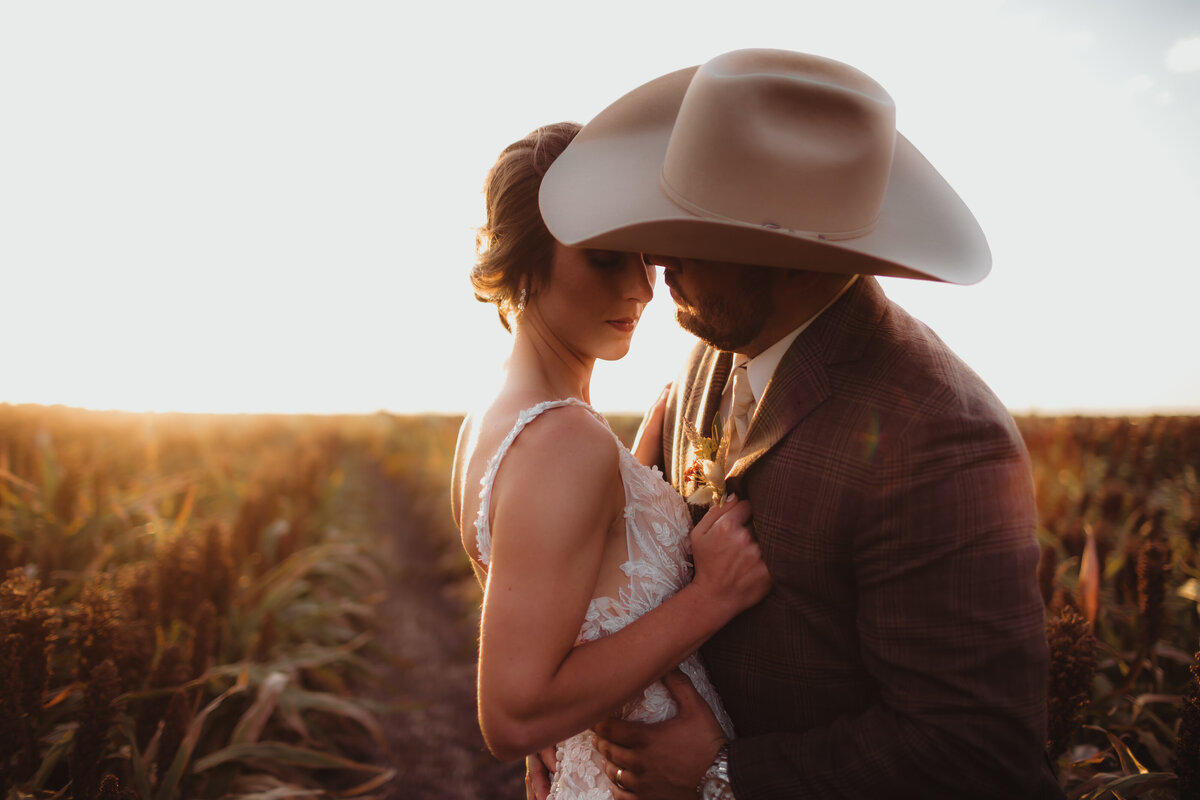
{"left": 531, "top": 244, "right": 654, "bottom": 361}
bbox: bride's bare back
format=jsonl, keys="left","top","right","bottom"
{"left": 452, "top": 393, "right": 630, "bottom": 600}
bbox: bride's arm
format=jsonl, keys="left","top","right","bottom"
{"left": 477, "top": 407, "right": 766, "bottom": 761}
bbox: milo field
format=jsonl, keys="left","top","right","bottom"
{"left": 1, "top": 405, "right": 1198, "bottom": 799}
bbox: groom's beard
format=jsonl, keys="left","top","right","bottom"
{"left": 670, "top": 269, "right": 773, "bottom": 352}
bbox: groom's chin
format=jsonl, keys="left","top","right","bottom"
{"left": 674, "top": 310, "right": 708, "bottom": 346}
{"left": 675, "top": 309, "right": 727, "bottom": 350}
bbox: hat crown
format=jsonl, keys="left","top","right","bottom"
{"left": 661, "top": 49, "right": 897, "bottom": 239}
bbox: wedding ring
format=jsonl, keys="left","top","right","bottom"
{"left": 614, "top": 767, "right": 628, "bottom": 791}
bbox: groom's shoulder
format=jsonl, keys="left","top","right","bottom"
{"left": 835, "top": 291, "right": 1015, "bottom": 434}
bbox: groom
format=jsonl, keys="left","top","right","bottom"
{"left": 538, "top": 50, "right": 1062, "bottom": 799}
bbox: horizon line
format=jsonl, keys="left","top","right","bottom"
{"left": 3, "top": 400, "right": 1199, "bottom": 419}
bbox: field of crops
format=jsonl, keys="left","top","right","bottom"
{"left": 1019, "top": 416, "right": 1200, "bottom": 798}
{"left": 1, "top": 405, "right": 1198, "bottom": 799}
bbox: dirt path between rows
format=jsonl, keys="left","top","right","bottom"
{"left": 364, "top": 464, "right": 525, "bottom": 799}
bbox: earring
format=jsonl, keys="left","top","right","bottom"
{"left": 517, "top": 287, "right": 528, "bottom": 312}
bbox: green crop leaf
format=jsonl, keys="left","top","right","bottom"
{"left": 1084, "top": 725, "right": 1150, "bottom": 776}
{"left": 192, "top": 742, "right": 387, "bottom": 773}
{"left": 155, "top": 675, "right": 250, "bottom": 800}
{"left": 231, "top": 671, "right": 290, "bottom": 746}
{"left": 280, "top": 685, "right": 389, "bottom": 752}
{"left": 1080, "top": 771, "right": 1177, "bottom": 799}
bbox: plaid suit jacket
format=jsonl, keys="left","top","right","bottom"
{"left": 665, "top": 277, "right": 1061, "bottom": 799}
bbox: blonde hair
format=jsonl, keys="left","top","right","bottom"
{"left": 472, "top": 122, "right": 581, "bottom": 332}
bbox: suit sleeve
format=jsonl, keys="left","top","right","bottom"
{"left": 727, "top": 411, "right": 1053, "bottom": 799}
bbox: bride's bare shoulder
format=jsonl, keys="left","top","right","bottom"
{"left": 471, "top": 397, "right": 613, "bottom": 474}
{"left": 516, "top": 402, "right": 612, "bottom": 453}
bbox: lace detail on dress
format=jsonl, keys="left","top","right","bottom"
{"left": 473, "top": 398, "right": 735, "bottom": 800}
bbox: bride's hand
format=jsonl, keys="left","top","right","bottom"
{"left": 689, "top": 496, "right": 771, "bottom": 617}
{"left": 631, "top": 384, "right": 671, "bottom": 468}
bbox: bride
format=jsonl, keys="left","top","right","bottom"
{"left": 450, "top": 121, "right": 771, "bottom": 799}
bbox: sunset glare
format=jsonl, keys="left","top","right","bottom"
{"left": 2, "top": 0, "right": 1197, "bottom": 415}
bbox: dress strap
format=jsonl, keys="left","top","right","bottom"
{"left": 474, "top": 398, "right": 609, "bottom": 566}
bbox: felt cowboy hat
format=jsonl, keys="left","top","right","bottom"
{"left": 539, "top": 49, "right": 991, "bottom": 284}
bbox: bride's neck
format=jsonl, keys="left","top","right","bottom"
{"left": 508, "top": 318, "right": 593, "bottom": 404}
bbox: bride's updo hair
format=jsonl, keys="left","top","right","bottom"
{"left": 472, "top": 121, "right": 582, "bottom": 332}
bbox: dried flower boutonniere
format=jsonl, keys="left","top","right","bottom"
{"left": 683, "top": 416, "right": 729, "bottom": 506}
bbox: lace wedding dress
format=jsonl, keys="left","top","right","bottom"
{"left": 474, "top": 398, "right": 735, "bottom": 800}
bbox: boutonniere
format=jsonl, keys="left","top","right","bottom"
{"left": 682, "top": 417, "right": 729, "bottom": 507}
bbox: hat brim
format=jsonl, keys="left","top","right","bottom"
{"left": 540, "top": 66, "right": 991, "bottom": 285}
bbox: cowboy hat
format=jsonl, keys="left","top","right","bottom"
{"left": 539, "top": 49, "right": 991, "bottom": 284}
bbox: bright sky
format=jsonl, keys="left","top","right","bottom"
{"left": 2, "top": 0, "right": 1197, "bottom": 415}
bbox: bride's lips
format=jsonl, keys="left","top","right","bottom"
{"left": 606, "top": 317, "right": 638, "bottom": 333}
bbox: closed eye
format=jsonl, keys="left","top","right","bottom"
{"left": 584, "top": 249, "right": 625, "bottom": 269}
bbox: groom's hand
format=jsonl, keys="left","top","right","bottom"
{"left": 594, "top": 669, "right": 726, "bottom": 800}
{"left": 525, "top": 746, "right": 556, "bottom": 800}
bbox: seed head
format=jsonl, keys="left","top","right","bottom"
{"left": 1136, "top": 538, "right": 1170, "bottom": 651}
{"left": 1175, "top": 650, "right": 1200, "bottom": 800}
{"left": 1045, "top": 606, "right": 1097, "bottom": 760}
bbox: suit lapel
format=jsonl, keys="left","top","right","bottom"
{"left": 669, "top": 346, "right": 731, "bottom": 491}
{"left": 727, "top": 276, "right": 886, "bottom": 482}
{"left": 727, "top": 338, "right": 829, "bottom": 481}
{"left": 697, "top": 349, "right": 732, "bottom": 442}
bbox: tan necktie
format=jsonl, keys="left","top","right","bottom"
{"left": 725, "top": 363, "right": 755, "bottom": 468}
